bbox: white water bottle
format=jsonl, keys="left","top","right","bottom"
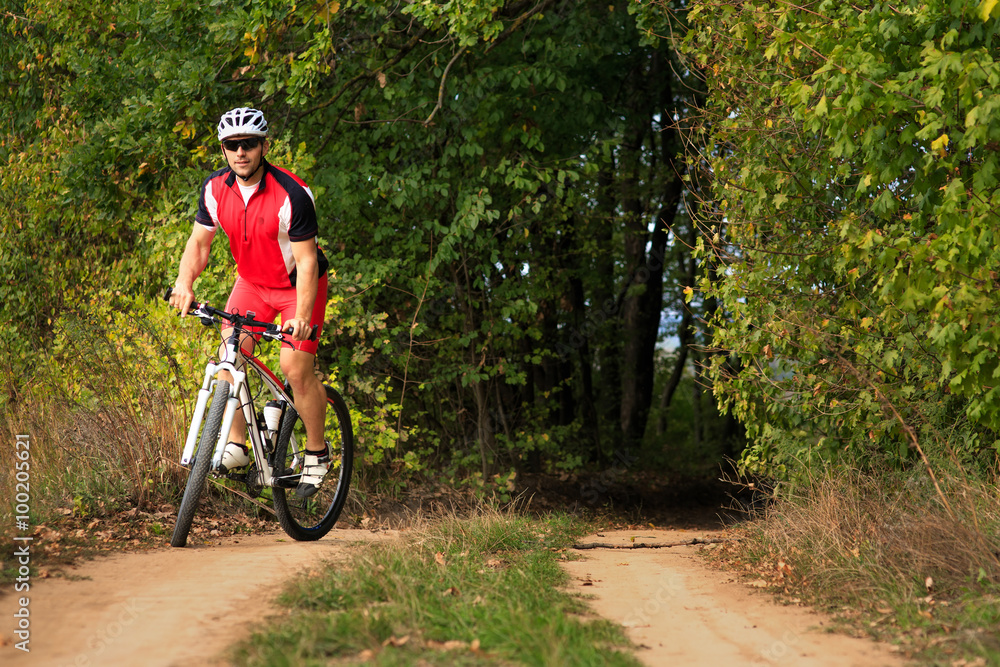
{"left": 263, "top": 400, "right": 282, "bottom": 436}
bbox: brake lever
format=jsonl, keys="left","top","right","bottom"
{"left": 194, "top": 305, "right": 214, "bottom": 326}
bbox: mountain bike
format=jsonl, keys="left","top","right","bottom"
{"left": 165, "top": 289, "right": 354, "bottom": 547}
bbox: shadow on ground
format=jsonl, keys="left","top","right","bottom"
{"left": 515, "top": 471, "right": 754, "bottom": 530}
{"left": 355, "top": 470, "right": 758, "bottom": 532}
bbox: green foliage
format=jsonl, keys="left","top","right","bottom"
{"left": 683, "top": 0, "right": 1000, "bottom": 476}
{"left": 214, "top": 0, "right": 703, "bottom": 476}
{"left": 2, "top": 0, "right": 723, "bottom": 485}
{"left": 1, "top": 0, "right": 233, "bottom": 380}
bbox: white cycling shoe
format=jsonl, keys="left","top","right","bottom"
{"left": 219, "top": 442, "right": 250, "bottom": 473}
{"left": 295, "top": 444, "right": 330, "bottom": 499}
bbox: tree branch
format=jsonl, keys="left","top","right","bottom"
{"left": 572, "top": 537, "right": 733, "bottom": 549}
{"left": 423, "top": 46, "right": 467, "bottom": 126}
{"left": 483, "top": 0, "right": 559, "bottom": 55}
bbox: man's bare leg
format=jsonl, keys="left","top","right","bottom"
{"left": 281, "top": 347, "right": 328, "bottom": 497}
{"left": 280, "top": 347, "right": 327, "bottom": 452}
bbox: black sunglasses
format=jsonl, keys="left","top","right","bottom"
{"left": 222, "top": 137, "right": 263, "bottom": 152}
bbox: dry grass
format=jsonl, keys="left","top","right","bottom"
{"left": 755, "top": 471, "right": 1000, "bottom": 596}
{"left": 716, "top": 467, "right": 1000, "bottom": 662}
{"left": 1, "top": 384, "right": 186, "bottom": 509}
{"left": 0, "top": 298, "right": 195, "bottom": 539}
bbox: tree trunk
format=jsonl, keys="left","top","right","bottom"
{"left": 619, "top": 213, "right": 669, "bottom": 451}
{"left": 570, "top": 273, "right": 602, "bottom": 462}
{"left": 618, "top": 47, "right": 683, "bottom": 453}
{"left": 592, "top": 167, "right": 621, "bottom": 461}
{"left": 472, "top": 378, "right": 498, "bottom": 478}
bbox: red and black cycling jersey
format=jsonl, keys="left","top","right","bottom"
{"left": 195, "top": 159, "right": 328, "bottom": 288}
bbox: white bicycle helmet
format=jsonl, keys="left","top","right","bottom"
{"left": 217, "top": 107, "right": 268, "bottom": 141}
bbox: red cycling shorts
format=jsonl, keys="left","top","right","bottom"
{"left": 224, "top": 273, "right": 328, "bottom": 355}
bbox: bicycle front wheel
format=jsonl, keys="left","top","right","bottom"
{"left": 272, "top": 385, "right": 354, "bottom": 541}
{"left": 171, "top": 380, "right": 229, "bottom": 548}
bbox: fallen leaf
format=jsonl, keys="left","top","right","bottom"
{"left": 427, "top": 639, "right": 467, "bottom": 650}
{"left": 383, "top": 635, "right": 410, "bottom": 647}
{"left": 435, "top": 551, "right": 446, "bottom": 566}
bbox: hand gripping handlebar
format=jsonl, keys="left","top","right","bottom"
{"left": 163, "top": 288, "right": 318, "bottom": 342}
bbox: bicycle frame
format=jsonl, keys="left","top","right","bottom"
{"left": 180, "top": 332, "right": 297, "bottom": 489}
{"left": 168, "top": 288, "right": 353, "bottom": 547}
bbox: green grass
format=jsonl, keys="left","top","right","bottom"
{"left": 233, "top": 509, "right": 639, "bottom": 666}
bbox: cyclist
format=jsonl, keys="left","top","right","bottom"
{"left": 168, "top": 107, "right": 330, "bottom": 498}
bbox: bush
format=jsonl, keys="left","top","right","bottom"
{"left": 0, "top": 292, "right": 207, "bottom": 537}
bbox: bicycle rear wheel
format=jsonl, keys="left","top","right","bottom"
{"left": 171, "top": 380, "right": 229, "bottom": 548}
{"left": 272, "top": 385, "right": 353, "bottom": 541}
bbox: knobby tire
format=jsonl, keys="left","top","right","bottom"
{"left": 171, "top": 381, "right": 230, "bottom": 548}
{"left": 272, "top": 385, "right": 354, "bottom": 541}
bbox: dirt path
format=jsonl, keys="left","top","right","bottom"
{"left": 0, "top": 529, "right": 397, "bottom": 667}
{"left": 1, "top": 526, "right": 907, "bottom": 667}
{"left": 562, "top": 530, "right": 906, "bottom": 666}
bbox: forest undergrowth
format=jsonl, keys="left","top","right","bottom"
{"left": 709, "top": 466, "right": 1000, "bottom": 665}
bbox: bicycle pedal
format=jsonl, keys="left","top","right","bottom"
{"left": 273, "top": 470, "right": 300, "bottom": 489}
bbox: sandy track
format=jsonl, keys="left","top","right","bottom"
{"left": 562, "top": 530, "right": 905, "bottom": 666}
{"left": 0, "top": 529, "right": 395, "bottom": 667}
{"left": 1, "top": 527, "right": 907, "bottom": 667}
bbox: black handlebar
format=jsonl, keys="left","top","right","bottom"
{"left": 164, "top": 288, "right": 318, "bottom": 342}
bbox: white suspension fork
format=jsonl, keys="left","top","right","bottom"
{"left": 210, "top": 364, "right": 245, "bottom": 469}
{"left": 180, "top": 353, "right": 246, "bottom": 468}
{"left": 180, "top": 363, "right": 219, "bottom": 466}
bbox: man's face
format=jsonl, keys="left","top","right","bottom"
{"left": 221, "top": 135, "right": 268, "bottom": 183}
